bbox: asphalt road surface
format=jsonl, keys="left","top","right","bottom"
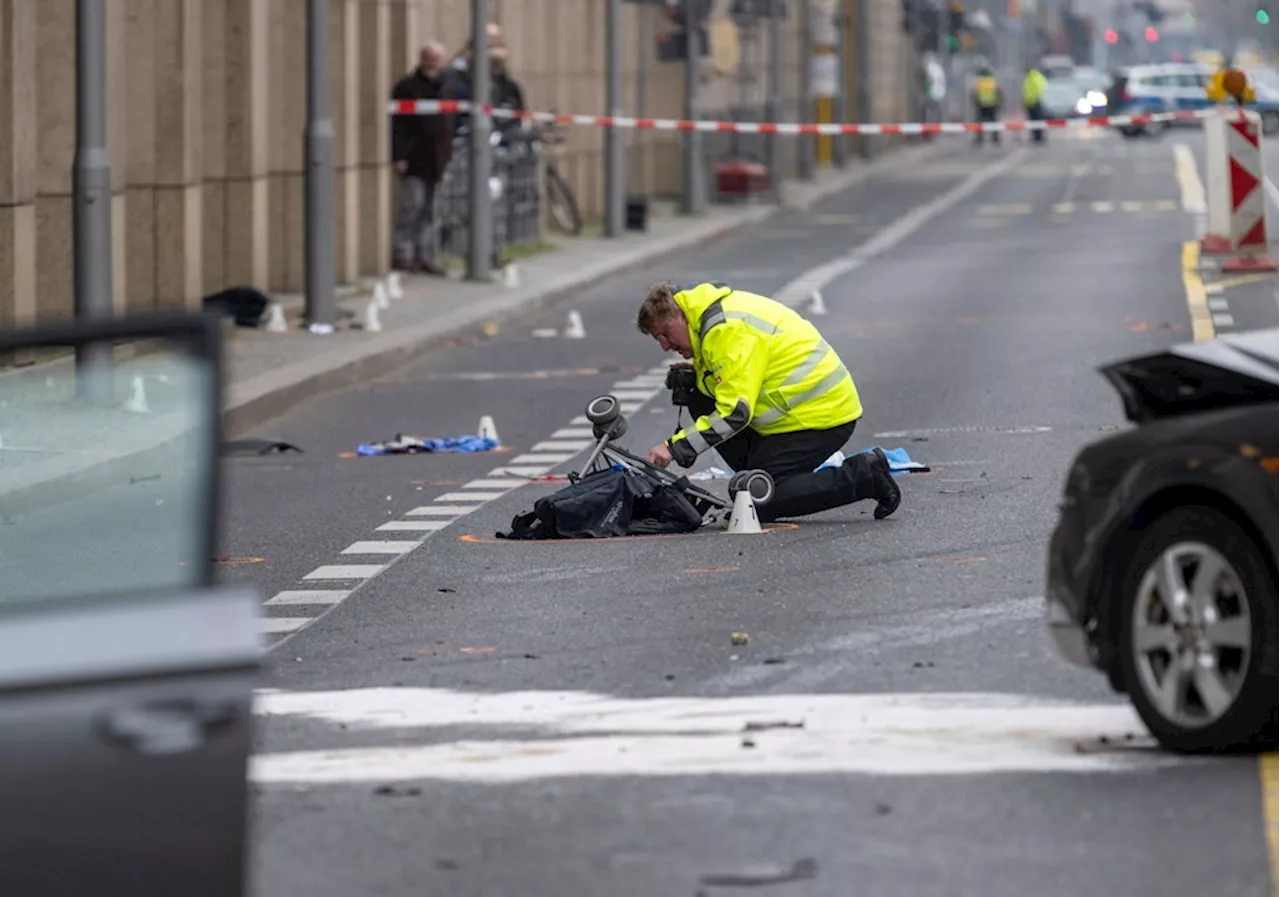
{"left": 231, "top": 128, "right": 1278, "bottom": 897}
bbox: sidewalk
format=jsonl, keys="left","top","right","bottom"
{"left": 1, "top": 141, "right": 954, "bottom": 518}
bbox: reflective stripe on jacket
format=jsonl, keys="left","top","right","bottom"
{"left": 1022, "top": 70, "right": 1047, "bottom": 106}
{"left": 664, "top": 282, "right": 863, "bottom": 467}
{"left": 974, "top": 76, "right": 1000, "bottom": 108}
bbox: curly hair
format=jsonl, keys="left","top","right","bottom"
{"left": 636, "top": 281, "right": 681, "bottom": 335}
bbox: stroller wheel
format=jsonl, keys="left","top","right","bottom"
{"left": 585, "top": 394, "right": 621, "bottom": 425}
{"left": 727, "top": 471, "right": 748, "bottom": 496}
{"left": 741, "top": 469, "right": 774, "bottom": 505}
{"left": 593, "top": 415, "right": 628, "bottom": 441}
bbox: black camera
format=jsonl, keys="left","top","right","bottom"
{"left": 665, "top": 366, "right": 699, "bottom": 407}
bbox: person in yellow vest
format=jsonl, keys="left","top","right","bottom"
{"left": 972, "top": 65, "right": 1003, "bottom": 145}
{"left": 1022, "top": 66, "right": 1048, "bottom": 144}
{"left": 637, "top": 281, "right": 902, "bottom": 523}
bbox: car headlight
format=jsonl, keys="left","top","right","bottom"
{"left": 1075, "top": 97, "right": 1093, "bottom": 115}
{"left": 1087, "top": 90, "right": 1106, "bottom": 107}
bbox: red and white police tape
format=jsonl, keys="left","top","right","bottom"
{"left": 388, "top": 99, "right": 1216, "bottom": 136}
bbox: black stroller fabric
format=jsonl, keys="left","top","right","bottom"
{"left": 498, "top": 468, "right": 704, "bottom": 540}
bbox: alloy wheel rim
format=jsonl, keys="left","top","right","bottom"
{"left": 1131, "top": 540, "right": 1252, "bottom": 730}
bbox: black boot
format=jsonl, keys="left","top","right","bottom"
{"left": 870, "top": 448, "right": 901, "bottom": 520}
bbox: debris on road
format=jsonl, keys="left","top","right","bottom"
{"left": 730, "top": 632, "right": 750, "bottom": 646}
{"left": 699, "top": 857, "right": 818, "bottom": 888}
{"left": 356, "top": 434, "right": 500, "bottom": 456}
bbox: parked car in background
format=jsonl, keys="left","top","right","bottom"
{"left": 1109, "top": 62, "right": 1279, "bottom": 136}
{"left": 1045, "top": 329, "right": 1278, "bottom": 754}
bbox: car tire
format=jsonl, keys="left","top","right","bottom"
{"left": 1117, "top": 505, "right": 1278, "bottom": 754}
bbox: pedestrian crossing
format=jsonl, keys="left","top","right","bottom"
{"left": 975, "top": 199, "right": 1179, "bottom": 217}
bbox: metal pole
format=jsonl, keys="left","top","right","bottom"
{"left": 304, "top": 0, "right": 336, "bottom": 330}
{"left": 467, "top": 0, "right": 492, "bottom": 280}
{"left": 682, "top": 0, "right": 706, "bottom": 214}
{"left": 73, "top": 0, "right": 114, "bottom": 401}
{"left": 855, "top": 0, "right": 873, "bottom": 158}
{"left": 833, "top": 4, "right": 848, "bottom": 167}
{"left": 766, "top": 4, "right": 783, "bottom": 193}
{"left": 604, "top": 0, "right": 624, "bottom": 237}
{"left": 798, "top": 0, "right": 814, "bottom": 180}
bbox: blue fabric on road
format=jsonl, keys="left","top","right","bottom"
{"left": 356, "top": 434, "right": 501, "bottom": 456}
{"left": 862, "top": 446, "right": 930, "bottom": 474}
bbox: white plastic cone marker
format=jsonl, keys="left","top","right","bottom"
{"left": 477, "top": 415, "right": 500, "bottom": 442}
{"left": 386, "top": 271, "right": 404, "bottom": 300}
{"left": 564, "top": 310, "right": 586, "bottom": 339}
{"left": 373, "top": 280, "right": 390, "bottom": 310}
{"left": 266, "top": 303, "right": 287, "bottom": 333}
{"left": 502, "top": 263, "right": 520, "bottom": 288}
{"left": 364, "top": 298, "right": 383, "bottom": 333}
{"left": 809, "top": 289, "right": 827, "bottom": 315}
{"left": 726, "top": 488, "right": 762, "bottom": 535}
{"left": 124, "top": 376, "right": 150, "bottom": 414}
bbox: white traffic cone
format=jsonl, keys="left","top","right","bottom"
{"left": 501, "top": 263, "right": 520, "bottom": 288}
{"left": 563, "top": 310, "right": 586, "bottom": 339}
{"left": 363, "top": 298, "right": 382, "bottom": 332}
{"left": 386, "top": 271, "right": 404, "bottom": 300}
{"left": 373, "top": 280, "right": 390, "bottom": 310}
{"left": 123, "top": 376, "right": 150, "bottom": 414}
{"left": 477, "top": 415, "right": 500, "bottom": 442}
{"left": 725, "top": 487, "right": 762, "bottom": 534}
{"left": 809, "top": 289, "right": 827, "bottom": 316}
{"left": 266, "top": 302, "right": 287, "bottom": 332}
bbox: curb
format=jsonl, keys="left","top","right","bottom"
{"left": 223, "top": 139, "right": 956, "bottom": 438}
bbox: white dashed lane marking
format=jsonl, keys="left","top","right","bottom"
{"left": 375, "top": 520, "right": 450, "bottom": 532}
{"left": 258, "top": 366, "right": 670, "bottom": 645}
{"left": 303, "top": 564, "right": 387, "bottom": 580}
{"left": 264, "top": 590, "right": 350, "bottom": 606}
{"left": 340, "top": 541, "right": 419, "bottom": 555}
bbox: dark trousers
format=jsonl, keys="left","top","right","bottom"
{"left": 1025, "top": 101, "right": 1045, "bottom": 143}
{"left": 685, "top": 393, "right": 879, "bottom": 522}
{"left": 974, "top": 105, "right": 1000, "bottom": 144}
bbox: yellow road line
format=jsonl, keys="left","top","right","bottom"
{"left": 1204, "top": 273, "right": 1276, "bottom": 294}
{"left": 1262, "top": 753, "right": 1278, "bottom": 887}
{"left": 1181, "top": 241, "right": 1215, "bottom": 341}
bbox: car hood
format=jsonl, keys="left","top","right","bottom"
{"left": 1098, "top": 328, "right": 1279, "bottom": 424}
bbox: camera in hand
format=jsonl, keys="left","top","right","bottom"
{"left": 666, "top": 366, "right": 699, "bottom": 407}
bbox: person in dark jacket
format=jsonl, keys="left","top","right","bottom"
{"left": 390, "top": 42, "right": 456, "bottom": 276}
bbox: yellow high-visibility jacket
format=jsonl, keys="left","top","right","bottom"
{"left": 974, "top": 75, "right": 1000, "bottom": 108}
{"left": 665, "top": 282, "right": 863, "bottom": 468}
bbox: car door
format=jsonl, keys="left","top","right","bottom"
{"left": 0, "top": 312, "right": 260, "bottom": 897}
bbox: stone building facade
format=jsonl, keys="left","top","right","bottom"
{"left": 0, "top": 0, "right": 915, "bottom": 329}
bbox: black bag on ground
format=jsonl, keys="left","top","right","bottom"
{"left": 499, "top": 468, "right": 704, "bottom": 540}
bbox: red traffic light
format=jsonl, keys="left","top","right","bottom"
{"left": 1144, "top": 25, "right": 1159, "bottom": 41}
{"left": 1104, "top": 27, "right": 1118, "bottom": 43}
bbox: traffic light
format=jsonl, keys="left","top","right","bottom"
{"left": 1144, "top": 25, "right": 1159, "bottom": 41}
{"left": 1257, "top": 8, "right": 1271, "bottom": 23}
{"left": 1104, "top": 27, "right": 1118, "bottom": 43}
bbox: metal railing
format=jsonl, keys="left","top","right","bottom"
{"left": 433, "top": 125, "right": 545, "bottom": 266}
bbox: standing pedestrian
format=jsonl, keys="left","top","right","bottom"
{"left": 390, "top": 41, "right": 456, "bottom": 276}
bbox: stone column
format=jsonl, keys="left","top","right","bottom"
{"left": 201, "top": 0, "right": 228, "bottom": 294}
{"left": 33, "top": 1, "right": 79, "bottom": 320}
{"left": 268, "top": 0, "right": 307, "bottom": 293}
{"left": 359, "top": 0, "right": 391, "bottom": 275}
{"left": 152, "top": 0, "right": 204, "bottom": 310}
{"left": 333, "top": 0, "right": 361, "bottom": 284}
{"left": 225, "top": 0, "right": 271, "bottom": 289}
{"left": 123, "top": 0, "right": 157, "bottom": 311}
{"left": 0, "top": 0, "right": 37, "bottom": 341}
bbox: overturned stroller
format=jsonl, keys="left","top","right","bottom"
{"left": 498, "top": 393, "right": 775, "bottom": 540}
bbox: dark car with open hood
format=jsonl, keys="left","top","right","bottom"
{"left": 1046, "top": 328, "right": 1278, "bottom": 754}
